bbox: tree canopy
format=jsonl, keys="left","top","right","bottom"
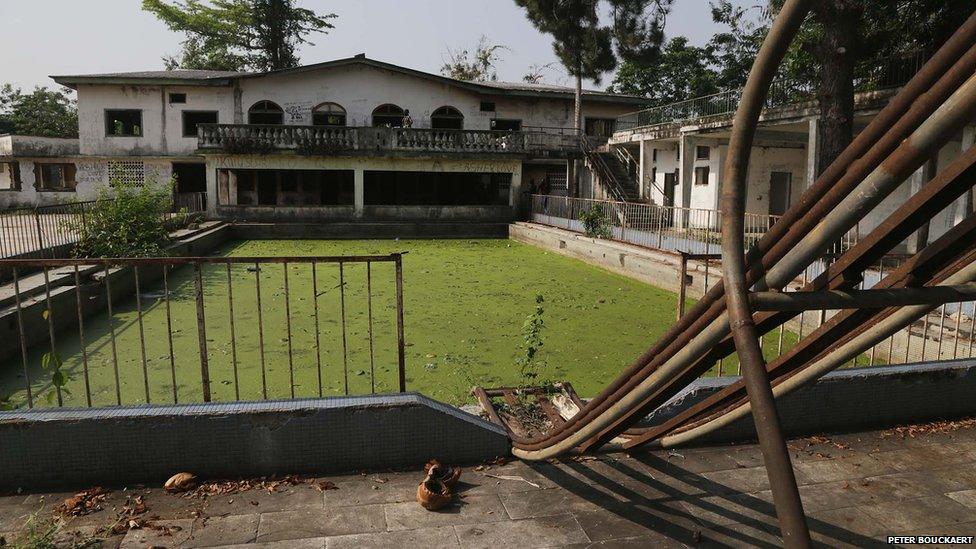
{"left": 610, "top": 37, "right": 719, "bottom": 104}
{"left": 142, "top": 0, "right": 337, "bottom": 72}
{"left": 0, "top": 85, "right": 78, "bottom": 138}
{"left": 440, "top": 37, "right": 508, "bottom": 82}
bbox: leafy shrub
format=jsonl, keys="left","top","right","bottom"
{"left": 71, "top": 178, "right": 179, "bottom": 258}
{"left": 579, "top": 205, "right": 612, "bottom": 239}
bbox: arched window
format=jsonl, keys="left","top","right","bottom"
{"left": 312, "top": 102, "right": 347, "bottom": 127}
{"left": 430, "top": 106, "right": 464, "bottom": 130}
{"left": 372, "top": 104, "right": 406, "bottom": 127}
{"left": 248, "top": 100, "right": 283, "bottom": 125}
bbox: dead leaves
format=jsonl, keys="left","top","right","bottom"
{"left": 54, "top": 487, "right": 109, "bottom": 518}
{"left": 880, "top": 417, "right": 976, "bottom": 439}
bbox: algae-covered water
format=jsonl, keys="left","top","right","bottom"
{"left": 1, "top": 239, "right": 798, "bottom": 408}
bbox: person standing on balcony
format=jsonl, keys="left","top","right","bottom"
{"left": 402, "top": 110, "right": 414, "bottom": 128}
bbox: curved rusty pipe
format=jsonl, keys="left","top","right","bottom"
{"left": 719, "top": 0, "right": 812, "bottom": 546}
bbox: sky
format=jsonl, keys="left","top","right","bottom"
{"left": 0, "top": 0, "right": 732, "bottom": 92}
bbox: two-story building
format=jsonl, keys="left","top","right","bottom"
{"left": 0, "top": 54, "right": 646, "bottom": 228}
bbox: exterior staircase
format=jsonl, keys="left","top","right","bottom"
{"left": 581, "top": 136, "right": 642, "bottom": 203}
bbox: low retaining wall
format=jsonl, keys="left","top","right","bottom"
{"left": 231, "top": 222, "right": 510, "bottom": 240}
{"left": 648, "top": 359, "right": 976, "bottom": 445}
{"left": 0, "top": 393, "right": 509, "bottom": 491}
{"left": 510, "top": 221, "right": 705, "bottom": 296}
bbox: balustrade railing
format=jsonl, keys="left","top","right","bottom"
{"left": 198, "top": 124, "right": 539, "bottom": 155}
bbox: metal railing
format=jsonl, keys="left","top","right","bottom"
{"left": 617, "top": 51, "right": 927, "bottom": 132}
{"left": 529, "top": 194, "right": 836, "bottom": 255}
{"left": 0, "top": 255, "right": 407, "bottom": 410}
{"left": 0, "top": 197, "right": 205, "bottom": 259}
{"left": 680, "top": 254, "right": 976, "bottom": 378}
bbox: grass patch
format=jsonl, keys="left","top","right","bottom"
{"left": 1, "top": 239, "right": 837, "bottom": 407}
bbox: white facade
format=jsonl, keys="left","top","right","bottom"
{"left": 1, "top": 56, "right": 643, "bottom": 217}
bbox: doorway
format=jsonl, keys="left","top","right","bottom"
{"left": 769, "top": 171, "right": 793, "bottom": 216}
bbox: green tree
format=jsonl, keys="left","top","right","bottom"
{"left": 709, "top": 0, "right": 971, "bottom": 174}
{"left": 440, "top": 37, "right": 508, "bottom": 82}
{"left": 610, "top": 37, "right": 720, "bottom": 104}
{"left": 0, "top": 85, "right": 78, "bottom": 138}
{"left": 514, "top": 0, "right": 673, "bottom": 132}
{"left": 142, "top": 0, "right": 337, "bottom": 72}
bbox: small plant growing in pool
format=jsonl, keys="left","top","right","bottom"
{"left": 41, "top": 350, "right": 72, "bottom": 406}
{"left": 516, "top": 295, "right": 548, "bottom": 388}
{"left": 579, "top": 205, "right": 612, "bottom": 239}
{"left": 70, "top": 176, "right": 181, "bottom": 258}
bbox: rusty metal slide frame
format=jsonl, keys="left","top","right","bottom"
{"left": 502, "top": 8, "right": 976, "bottom": 464}
{"left": 488, "top": 5, "right": 976, "bottom": 546}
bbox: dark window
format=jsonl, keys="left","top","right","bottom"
{"left": 312, "top": 102, "right": 346, "bottom": 126}
{"left": 431, "top": 106, "right": 464, "bottom": 130}
{"left": 491, "top": 119, "right": 522, "bottom": 132}
{"left": 364, "top": 171, "right": 511, "bottom": 206}
{"left": 480, "top": 101, "right": 496, "bottom": 112}
{"left": 182, "top": 111, "right": 218, "bottom": 137}
{"left": 0, "top": 162, "right": 21, "bottom": 190}
{"left": 248, "top": 100, "right": 284, "bottom": 125}
{"left": 652, "top": 148, "right": 658, "bottom": 162}
{"left": 372, "top": 104, "right": 405, "bottom": 127}
{"left": 34, "top": 163, "right": 77, "bottom": 191}
{"left": 169, "top": 93, "right": 187, "bottom": 104}
{"left": 696, "top": 145, "right": 711, "bottom": 160}
{"left": 172, "top": 163, "right": 207, "bottom": 193}
{"left": 225, "top": 169, "right": 354, "bottom": 207}
{"left": 105, "top": 109, "right": 142, "bottom": 136}
{"left": 585, "top": 118, "right": 616, "bottom": 137}
{"left": 694, "top": 166, "right": 710, "bottom": 186}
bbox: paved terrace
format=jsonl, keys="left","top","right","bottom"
{"left": 1, "top": 421, "right": 975, "bottom": 548}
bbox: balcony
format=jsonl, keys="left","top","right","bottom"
{"left": 196, "top": 124, "right": 583, "bottom": 157}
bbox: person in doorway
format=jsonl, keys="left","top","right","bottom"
{"left": 539, "top": 176, "right": 551, "bottom": 213}
{"left": 402, "top": 109, "right": 413, "bottom": 128}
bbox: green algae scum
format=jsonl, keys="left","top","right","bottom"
{"left": 1, "top": 239, "right": 807, "bottom": 408}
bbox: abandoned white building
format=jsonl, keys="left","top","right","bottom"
{"left": 0, "top": 54, "right": 646, "bottom": 225}
{"left": 603, "top": 79, "right": 976, "bottom": 253}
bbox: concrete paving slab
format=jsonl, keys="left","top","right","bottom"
{"left": 325, "top": 525, "right": 460, "bottom": 548}
{"left": 119, "top": 518, "right": 193, "bottom": 548}
{"left": 947, "top": 489, "right": 976, "bottom": 509}
{"left": 384, "top": 493, "right": 508, "bottom": 531}
{"left": 454, "top": 515, "right": 589, "bottom": 549}
{"left": 185, "top": 513, "right": 260, "bottom": 547}
{"left": 255, "top": 505, "right": 387, "bottom": 543}
{"left": 859, "top": 495, "right": 976, "bottom": 530}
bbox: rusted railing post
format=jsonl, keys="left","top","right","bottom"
{"left": 395, "top": 253, "right": 407, "bottom": 393}
{"left": 677, "top": 252, "right": 688, "bottom": 321}
{"left": 194, "top": 263, "right": 212, "bottom": 402}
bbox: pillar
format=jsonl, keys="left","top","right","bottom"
{"left": 354, "top": 169, "right": 365, "bottom": 218}
{"left": 678, "top": 132, "right": 696, "bottom": 228}
{"left": 805, "top": 116, "right": 820, "bottom": 189}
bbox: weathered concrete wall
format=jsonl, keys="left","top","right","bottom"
{"left": 510, "top": 221, "right": 697, "bottom": 295}
{"left": 0, "top": 158, "right": 178, "bottom": 208}
{"left": 649, "top": 360, "right": 976, "bottom": 446}
{"left": 238, "top": 64, "right": 631, "bottom": 131}
{"left": 0, "top": 394, "right": 510, "bottom": 491}
{"left": 76, "top": 84, "right": 235, "bottom": 157}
